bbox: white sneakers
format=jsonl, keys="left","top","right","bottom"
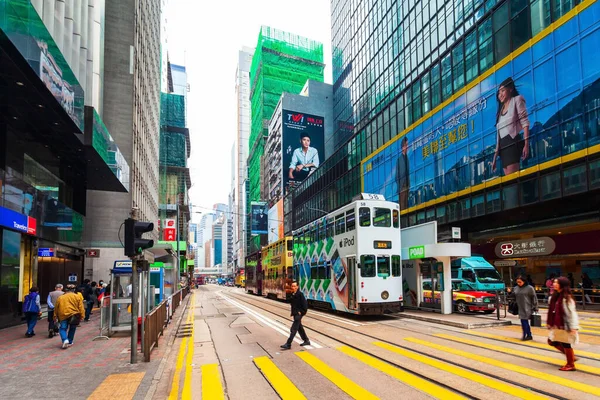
{"left": 62, "top": 339, "right": 69, "bottom": 349}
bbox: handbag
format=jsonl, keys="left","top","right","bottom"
{"left": 530, "top": 312, "right": 542, "bottom": 327}
{"left": 508, "top": 301, "right": 519, "bottom": 315}
{"left": 68, "top": 314, "right": 81, "bottom": 326}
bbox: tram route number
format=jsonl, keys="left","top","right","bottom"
{"left": 374, "top": 240, "right": 392, "bottom": 249}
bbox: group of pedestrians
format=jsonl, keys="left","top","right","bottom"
{"left": 22, "top": 279, "right": 106, "bottom": 349}
{"left": 509, "top": 275, "right": 580, "bottom": 372}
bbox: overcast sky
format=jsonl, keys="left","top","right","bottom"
{"left": 166, "top": 0, "right": 333, "bottom": 222}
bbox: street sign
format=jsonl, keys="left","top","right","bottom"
{"left": 452, "top": 227, "right": 461, "bottom": 239}
{"left": 38, "top": 248, "right": 54, "bottom": 257}
{"left": 87, "top": 249, "right": 100, "bottom": 257}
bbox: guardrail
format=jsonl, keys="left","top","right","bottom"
{"left": 143, "top": 300, "right": 167, "bottom": 362}
{"left": 533, "top": 287, "right": 599, "bottom": 309}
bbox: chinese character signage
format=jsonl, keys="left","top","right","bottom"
{"left": 494, "top": 237, "right": 556, "bottom": 258}
{"left": 163, "top": 218, "right": 177, "bottom": 241}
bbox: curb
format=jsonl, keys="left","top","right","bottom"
{"left": 396, "top": 313, "right": 513, "bottom": 329}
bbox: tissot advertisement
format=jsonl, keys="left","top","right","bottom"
{"left": 282, "top": 110, "right": 325, "bottom": 195}
{"left": 362, "top": 13, "right": 600, "bottom": 212}
{"left": 250, "top": 201, "right": 268, "bottom": 235}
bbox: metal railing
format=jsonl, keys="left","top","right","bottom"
{"left": 533, "top": 287, "right": 600, "bottom": 310}
{"left": 143, "top": 300, "right": 167, "bottom": 362}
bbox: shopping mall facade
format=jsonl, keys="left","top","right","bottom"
{"left": 288, "top": 0, "right": 600, "bottom": 288}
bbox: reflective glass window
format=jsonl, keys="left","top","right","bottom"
{"left": 373, "top": 208, "right": 392, "bottom": 227}
{"left": 377, "top": 256, "right": 390, "bottom": 277}
{"left": 359, "top": 207, "right": 371, "bottom": 227}
{"left": 392, "top": 255, "right": 401, "bottom": 277}
{"left": 360, "top": 255, "right": 376, "bottom": 278}
{"left": 346, "top": 210, "right": 356, "bottom": 231}
{"left": 540, "top": 172, "right": 561, "bottom": 200}
{"left": 503, "top": 184, "right": 519, "bottom": 210}
{"left": 563, "top": 165, "right": 587, "bottom": 195}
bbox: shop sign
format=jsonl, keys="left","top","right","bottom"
{"left": 495, "top": 237, "right": 556, "bottom": 258}
{"left": 409, "top": 245, "right": 425, "bottom": 259}
{"left": 452, "top": 227, "right": 461, "bottom": 239}
{"left": 38, "top": 248, "right": 55, "bottom": 257}
{"left": 0, "top": 206, "right": 37, "bottom": 235}
{"left": 87, "top": 249, "right": 100, "bottom": 257}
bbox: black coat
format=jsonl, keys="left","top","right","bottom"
{"left": 290, "top": 290, "right": 308, "bottom": 317}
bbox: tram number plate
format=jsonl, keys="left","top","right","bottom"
{"left": 374, "top": 240, "right": 392, "bottom": 249}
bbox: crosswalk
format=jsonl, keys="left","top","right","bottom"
{"left": 184, "top": 329, "right": 600, "bottom": 399}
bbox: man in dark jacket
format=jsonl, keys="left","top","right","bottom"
{"left": 281, "top": 281, "right": 310, "bottom": 349}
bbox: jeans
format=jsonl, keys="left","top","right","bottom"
{"left": 286, "top": 314, "right": 308, "bottom": 345}
{"left": 85, "top": 301, "right": 93, "bottom": 320}
{"left": 520, "top": 318, "right": 532, "bottom": 337}
{"left": 24, "top": 312, "right": 38, "bottom": 334}
{"left": 59, "top": 319, "right": 77, "bottom": 344}
{"left": 48, "top": 309, "right": 55, "bottom": 331}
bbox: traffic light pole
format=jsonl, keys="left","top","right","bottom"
{"left": 130, "top": 208, "right": 139, "bottom": 364}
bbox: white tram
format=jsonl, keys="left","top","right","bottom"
{"left": 292, "top": 194, "right": 402, "bottom": 315}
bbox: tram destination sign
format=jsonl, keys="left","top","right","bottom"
{"left": 495, "top": 237, "right": 556, "bottom": 258}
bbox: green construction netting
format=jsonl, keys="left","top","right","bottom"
{"left": 248, "top": 26, "right": 324, "bottom": 203}
{"left": 161, "top": 92, "right": 186, "bottom": 128}
{"left": 160, "top": 130, "right": 187, "bottom": 167}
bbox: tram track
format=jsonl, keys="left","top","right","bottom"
{"left": 222, "top": 289, "right": 572, "bottom": 400}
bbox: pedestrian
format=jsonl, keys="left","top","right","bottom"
{"left": 507, "top": 275, "right": 538, "bottom": 341}
{"left": 47, "top": 284, "right": 64, "bottom": 338}
{"left": 87, "top": 281, "right": 98, "bottom": 320}
{"left": 54, "top": 284, "right": 85, "bottom": 349}
{"left": 547, "top": 277, "right": 579, "bottom": 371}
{"left": 23, "top": 286, "right": 41, "bottom": 337}
{"left": 545, "top": 273, "right": 556, "bottom": 303}
{"left": 581, "top": 273, "right": 594, "bottom": 305}
{"left": 280, "top": 281, "right": 310, "bottom": 350}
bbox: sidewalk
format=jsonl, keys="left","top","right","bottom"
{"left": 0, "top": 301, "right": 187, "bottom": 400}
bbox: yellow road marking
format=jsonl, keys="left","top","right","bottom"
{"left": 169, "top": 293, "right": 196, "bottom": 400}
{"left": 201, "top": 364, "right": 225, "bottom": 400}
{"left": 337, "top": 346, "right": 465, "bottom": 400}
{"left": 182, "top": 293, "right": 195, "bottom": 400}
{"left": 404, "top": 337, "right": 600, "bottom": 397}
{"left": 465, "top": 331, "right": 600, "bottom": 360}
{"left": 296, "top": 351, "right": 379, "bottom": 400}
{"left": 374, "top": 341, "right": 547, "bottom": 400}
{"left": 579, "top": 320, "right": 600, "bottom": 327}
{"left": 253, "top": 356, "right": 307, "bottom": 400}
{"left": 87, "top": 372, "right": 145, "bottom": 400}
{"left": 435, "top": 333, "right": 600, "bottom": 376}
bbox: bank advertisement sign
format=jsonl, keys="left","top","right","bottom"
{"left": 0, "top": 206, "right": 37, "bottom": 235}
{"left": 250, "top": 201, "right": 268, "bottom": 235}
{"left": 282, "top": 110, "right": 325, "bottom": 195}
{"left": 362, "top": 7, "right": 600, "bottom": 212}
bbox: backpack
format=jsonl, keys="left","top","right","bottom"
{"left": 23, "top": 293, "right": 40, "bottom": 313}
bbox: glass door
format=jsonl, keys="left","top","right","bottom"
{"left": 347, "top": 256, "right": 357, "bottom": 310}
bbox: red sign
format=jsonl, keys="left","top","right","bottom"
{"left": 164, "top": 228, "right": 176, "bottom": 241}
{"left": 500, "top": 243, "right": 513, "bottom": 256}
{"left": 87, "top": 249, "right": 100, "bottom": 257}
{"left": 27, "top": 217, "right": 36, "bottom": 235}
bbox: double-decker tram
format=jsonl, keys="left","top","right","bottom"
{"left": 245, "top": 251, "right": 262, "bottom": 296}
{"left": 262, "top": 236, "right": 294, "bottom": 300}
{"left": 293, "top": 194, "right": 402, "bottom": 315}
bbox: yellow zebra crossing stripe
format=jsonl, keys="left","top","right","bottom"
{"left": 253, "top": 356, "right": 307, "bottom": 400}
{"left": 296, "top": 351, "right": 378, "bottom": 400}
{"left": 403, "top": 337, "right": 600, "bottom": 397}
{"left": 434, "top": 333, "right": 600, "bottom": 376}
{"left": 337, "top": 346, "right": 466, "bottom": 400}
{"left": 374, "top": 341, "right": 547, "bottom": 400}
{"left": 465, "top": 331, "right": 600, "bottom": 360}
{"left": 201, "top": 364, "right": 225, "bottom": 400}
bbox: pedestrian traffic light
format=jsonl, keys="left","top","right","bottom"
{"left": 124, "top": 218, "right": 154, "bottom": 257}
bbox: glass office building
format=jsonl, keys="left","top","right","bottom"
{"left": 290, "top": 0, "right": 600, "bottom": 284}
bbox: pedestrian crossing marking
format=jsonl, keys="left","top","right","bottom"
{"left": 579, "top": 320, "right": 600, "bottom": 327}
{"left": 337, "top": 346, "right": 466, "bottom": 400}
{"left": 253, "top": 356, "right": 307, "bottom": 400}
{"left": 373, "top": 341, "right": 547, "bottom": 400}
{"left": 201, "top": 364, "right": 224, "bottom": 400}
{"left": 465, "top": 331, "right": 600, "bottom": 361}
{"left": 434, "top": 333, "right": 600, "bottom": 376}
{"left": 87, "top": 372, "right": 145, "bottom": 400}
{"left": 403, "top": 337, "right": 600, "bottom": 397}
{"left": 296, "top": 351, "right": 379, "bottom": 400}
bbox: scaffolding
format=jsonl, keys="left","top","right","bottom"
{"left": 247, "top": 26, "right": 325, "bottom": 207}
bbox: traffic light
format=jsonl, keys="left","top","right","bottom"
{"left": 124, "top": 218, "right": 154, "bottom": 257}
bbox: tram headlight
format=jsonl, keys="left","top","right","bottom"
{"left": 381, "top": 290, "right": 389, "bottom": 300}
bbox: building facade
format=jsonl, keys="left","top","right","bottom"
{"left": 289, "top": 0, "right": 600, "bottom": 286}
{"left": 83, "top": 0, "right": 162, "bottom": 282}
{"left": 0, "top": 0, "right": 129, "bottom": 327}
{"left": 247, "top": 27, "right": 325, "bottom": 253}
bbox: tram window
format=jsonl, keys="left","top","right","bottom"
{"left": 360, "top": 255, "right": 376, "bottom": 277}
{"left": 346, "top": 210, "right": 356, "bottom": 231}
{"left": 359, "top": 207, "right": 371, "bottom": 226}
{"left": 319, "top": 220, "right": 326, "bottom": 239}
{"left": 318, "top": 265, "right": 326, "bottom": 279}
{"left": 287, "top": 267, "right": 294, "bottom": 279}
{"left": 310, "top": 265, "right": 318, "bottom": 279}
{"left": 326, "top": 261, "right": 331, "bottom": 278}
{"left": 287, "top": 240, "right": 293, "bottom": 251}
{"left": 310, "top": 226, "right": 316, "bottom": 243}
{"left": 373, "top": 208, "right": 391, "bottom": 227}
{"left": 335, "top": 214, "right": 346, "bottom": 235}
{"left": 326, "top": 218, "right": 335, "bottom": 238}
{"left": 392, "top": 255, "right": 401, "bottom": 276}
{"left": 377, "top": 256, "right": 390, "bottom": 277}
{"left": 393, "top": 210, "right": 399, "bottom": 228}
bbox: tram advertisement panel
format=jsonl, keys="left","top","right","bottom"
{"left": 362, "top": 8, "right": 600, "bottom": 212}
{"left": 282, "top": 110, "right": 325, "bottom": 195}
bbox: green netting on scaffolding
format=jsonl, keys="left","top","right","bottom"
{"left": 247, "top": 137, "right": 265, "bottom": 202}
{"left": 161, "top": 92, "right": 186, "bottom": 128}
{"left": 159, "top": 172, "right": 179, "bottom": 204}
{"left": 160, "top": 130, "right": 187, "bottom": 167}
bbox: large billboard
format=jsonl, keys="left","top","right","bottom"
{"left": 268, "top": 199, "right": 284, "bottom": 244}
{"left": 250, "top": 201, "right": 268, "bottom": 235}
{"left": 362, "top": 6, "right": 600, "bottom": 213}
{"left": 282, "top": 110, "right": 325, "bottom": 195}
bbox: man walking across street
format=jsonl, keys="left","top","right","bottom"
{"left": 281, "top": 281, "right": 310, "bottom": 350}
{"left": 54, "top": 284, "right": 85, "bottom": 349}
{"left": 47, "top": 284, "right": 64, "bottom": 338}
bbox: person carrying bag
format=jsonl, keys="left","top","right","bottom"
{"left": 547, "top": 277, "right": 579, "bottom": 371}
{"left": 54, "top": 284, "right": 85, "bottom": 349}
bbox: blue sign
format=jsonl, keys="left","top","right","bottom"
{"left": 38, "top": 248, "right": 55, "bottom": 257}
{"left": 0, "top": 205, "right": 36, "bottom": 235}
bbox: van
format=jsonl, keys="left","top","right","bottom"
{"left": 451, "top": 256, "right": 505, "bottom": 292}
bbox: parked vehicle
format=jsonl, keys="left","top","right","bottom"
{"left": 422, "top": 279, "right": 497, "bottom": 314}
{"left": 451, "top": 257, "right": 505, "bottom": 292}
